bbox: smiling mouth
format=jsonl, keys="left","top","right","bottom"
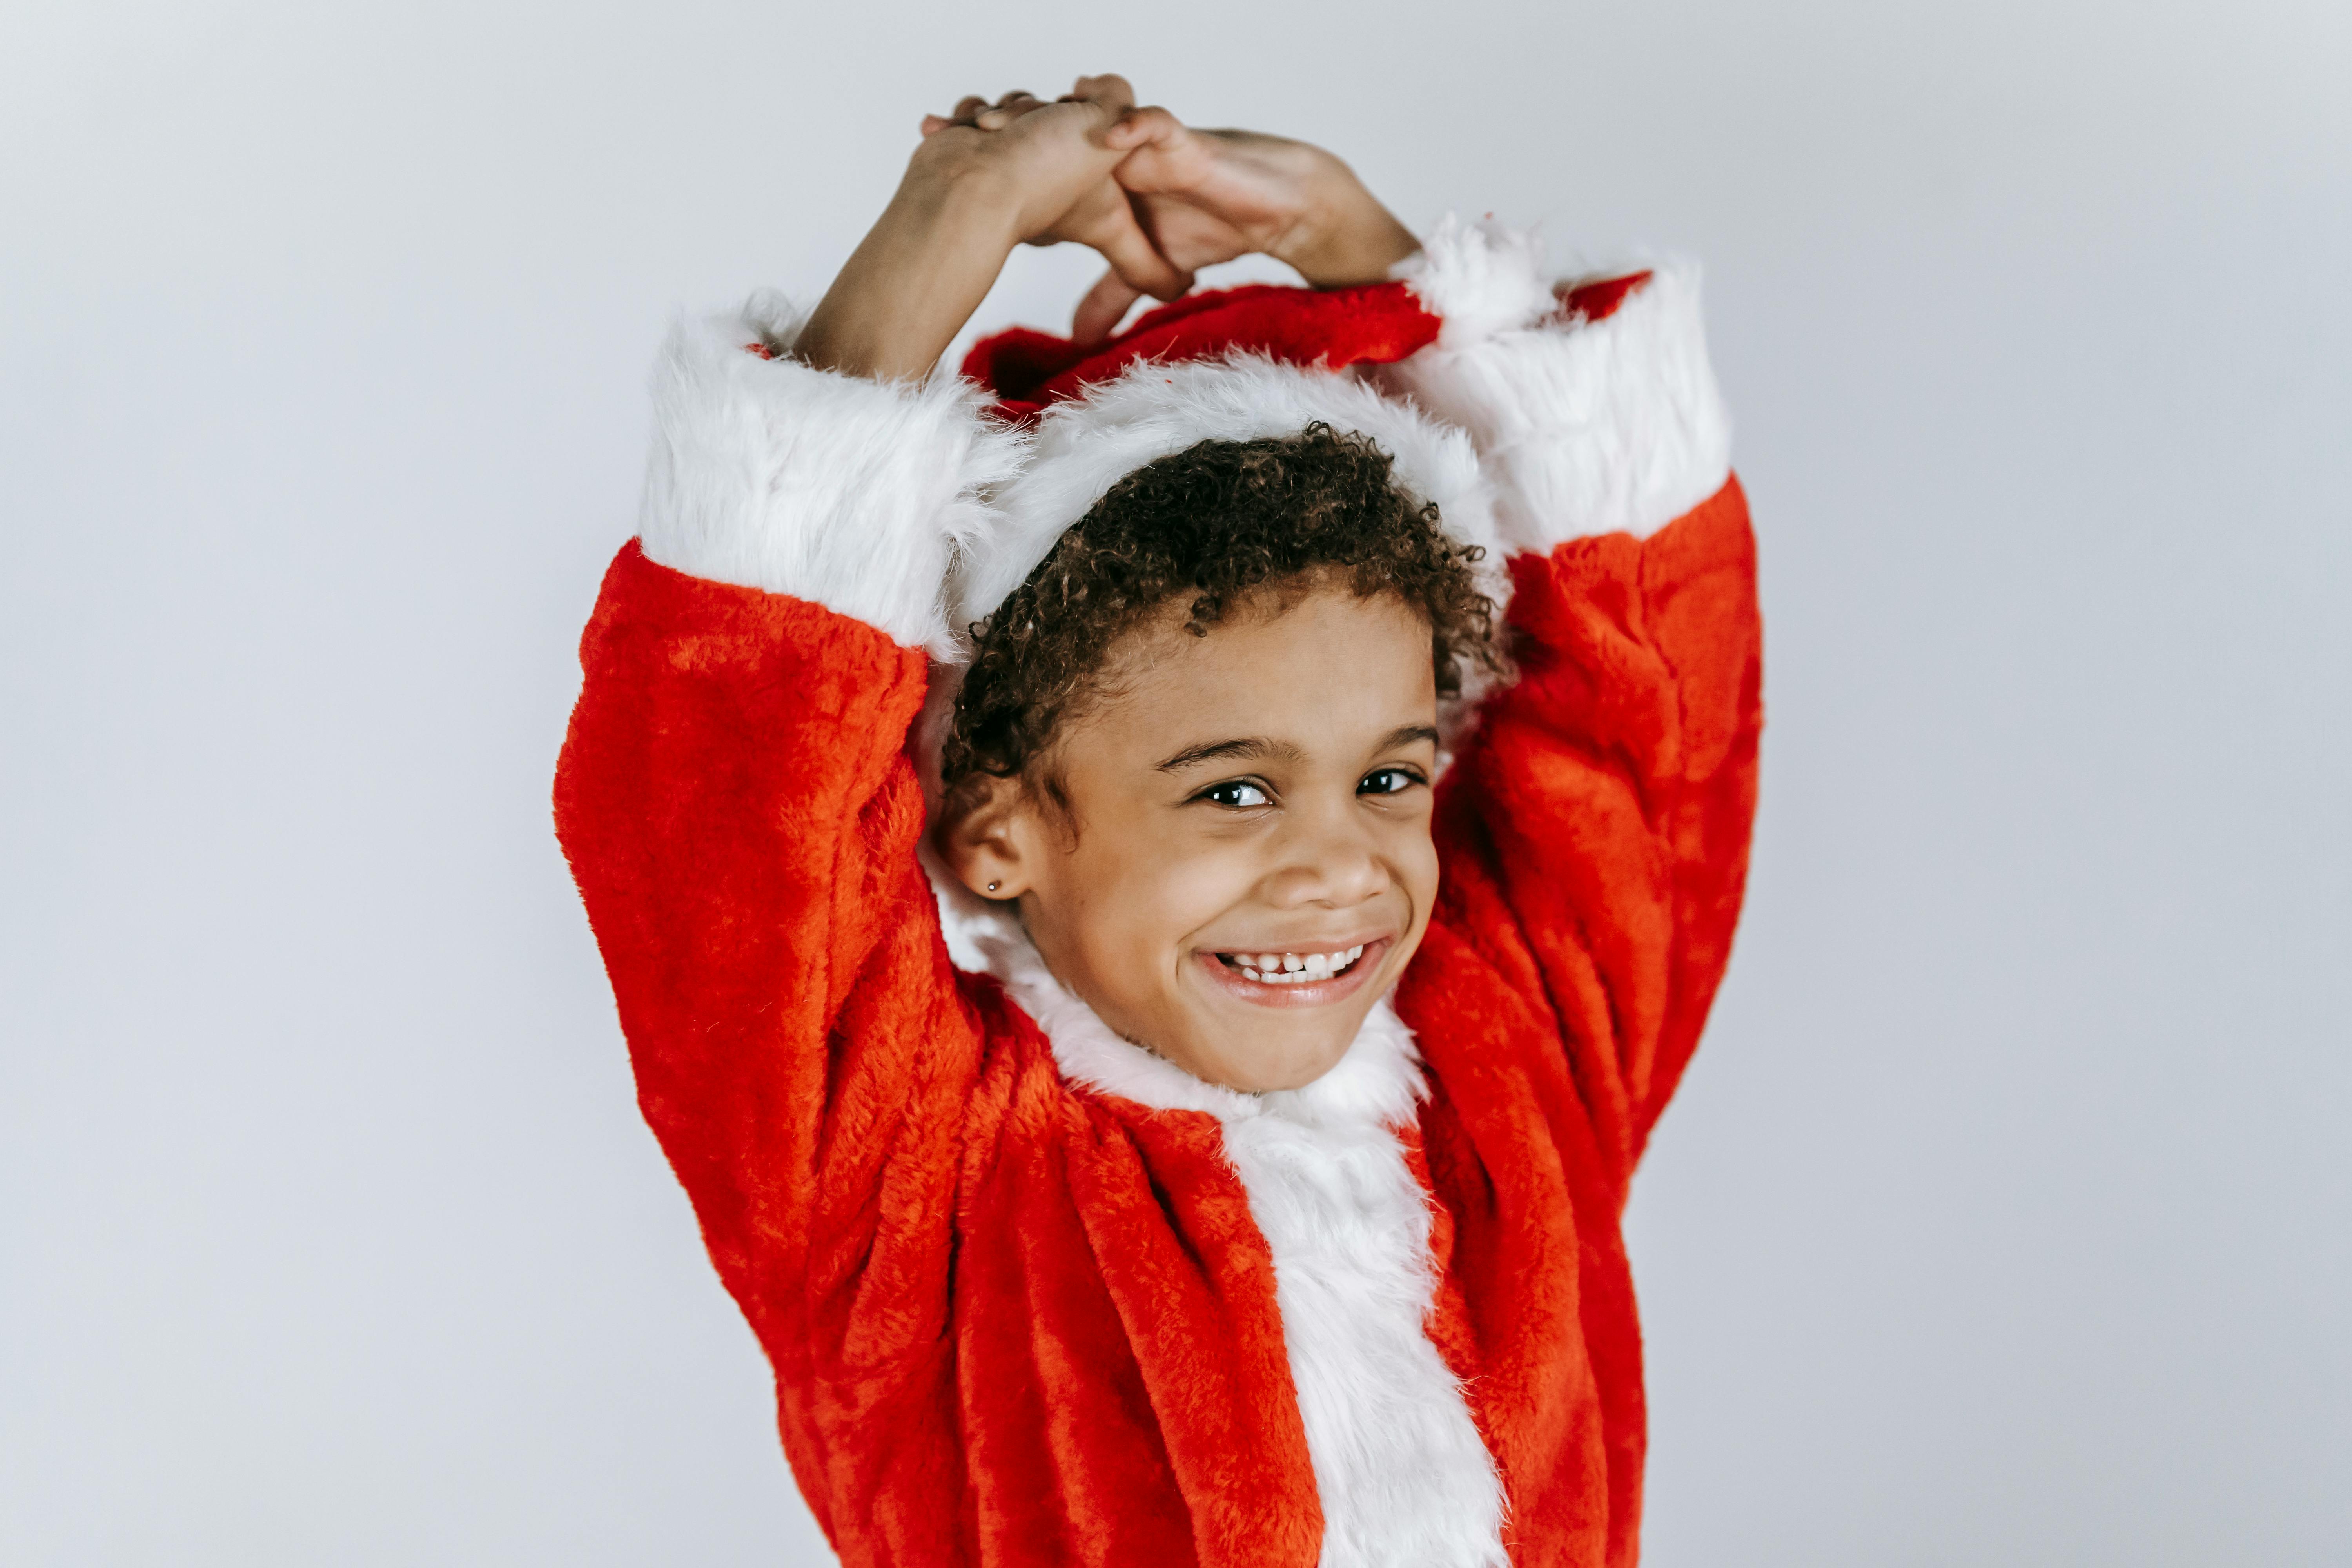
{"left": 1214, "top": 944, "right": 1368, "bottom": 986}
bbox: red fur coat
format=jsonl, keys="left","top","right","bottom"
{"left": 556, "top": 220, "right": 1760, "bottom": 1568}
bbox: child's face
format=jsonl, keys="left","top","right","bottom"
{"left": 949, "top": 583, "right": 1442, "bottom": 1092}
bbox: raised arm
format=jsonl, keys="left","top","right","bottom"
{"left": 552, "top": 92, "right": 1169, "bottom": 1523}
{"left": 1387, "top": 225, "right": 1760, "bottom": 1175}
{"left": 1083, "top": 114, "right": 1761, "bottom": 1170}
{"left": 554, "top": 307, "right": 1029, "bottom": 1332}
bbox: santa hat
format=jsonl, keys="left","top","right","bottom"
{"left": 942, "top": 241, "right": 1660, "bottom": 641}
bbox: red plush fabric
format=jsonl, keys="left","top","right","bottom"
{"left": 1401, "top": 479, "right": 1759, "bottom": 1565}
{"left": 554, "top": 468, "right": 1757, "bottom": 1564}
{"left": 963, "top": 279, "right": 1444, "bottom": 420}
{"left": 1555, "top": 271, "right": 1652, "bottom": 325}
{"left": 960, "top": 270, "right": 1656, "bottom": 425}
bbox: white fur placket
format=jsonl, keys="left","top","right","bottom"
{"left": 931, "top": 867, "right": 1510, "bottom": 1568}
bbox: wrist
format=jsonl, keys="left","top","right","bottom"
{"left": 891, "top": 149, "right": 1028, "bottom": 256}
{"left": 795, "top": 149, "right": 1025, "bottom": 383}
{"left": 1270, "top": 156, "right": 1419, "bottom": 288}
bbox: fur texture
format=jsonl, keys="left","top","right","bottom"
{"left": 933, "top": 859, "right": 1510, "bottom": 1566}
{"left": 1386, "top": 221, "right": 1732, "bottom": 546}
{"left": 954, "top": 354, "right": 1505, "bottom": 633}
{"left": 557, "top": 254, "right": 1762, "bottom": 1568}
{"left": 639, "top": 292, "right": 1027, "bottom": 656}
{"left": 1395, "top": 217, "right": 1560, "bottom": 350}
{"left": 963, "top": 278, "right": 1445, "bottom": 417}
{"left": 931, "top": 862, "right": 1508, "bottom": 1565}
{"left": 557, "top": 484, "right": 1759, "bottom": 1567}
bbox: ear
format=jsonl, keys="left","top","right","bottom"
{"left": 936, "top": 773, "right": 1038, "bottom": 902}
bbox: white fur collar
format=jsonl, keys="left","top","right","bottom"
{"left": 923, "top": 845, "right": 1427, "bottom": 1130}
{"left": 924, "top": 855, "right": 1510, "bottom": 1566}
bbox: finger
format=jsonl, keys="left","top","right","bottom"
{"left": 1105, "top": 104, "right": 1187, "bottom": 154}
{"left": 1066, "top": 73, "right": 1137, "bottom": 119}
{"left": 1072, "top": 269, "right": 1146, "bottom": 345}
{"left": 977, "top": 91, "right": 1044, "bottom": 131}
{"left": 1092, "top": 201, "right": 1192, "bottom": 303}
{"left": 950, "top": 95, "right": 989, "bottom": 122}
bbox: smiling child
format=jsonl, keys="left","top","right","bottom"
{"left": 556, "top": 74, "right": 1759, "bottom": 1568}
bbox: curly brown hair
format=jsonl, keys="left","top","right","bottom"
{"left": 942, "top": 423, "right": 1499, "bottom": 808}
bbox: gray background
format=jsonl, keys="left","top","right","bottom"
{"left": 4, "top": 0, "right": 2347, "bottom": 1563}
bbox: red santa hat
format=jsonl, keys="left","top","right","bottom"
{"left": 939, "top": 246, "right": 1661, "bottom": 639}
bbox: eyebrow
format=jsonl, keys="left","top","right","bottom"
{"left": 1154, "top": 725, "right": 1439, "bottom": 774}
{"left": 1156, "top": 736, "right": 1285, "bottom": 773}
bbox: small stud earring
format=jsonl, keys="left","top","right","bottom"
{"left": 986, "top": 881, "right": 1001, "bottom": 894}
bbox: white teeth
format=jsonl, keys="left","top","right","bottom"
{"left": 1224, "top": 945, "right": 1371, "bottom": 985}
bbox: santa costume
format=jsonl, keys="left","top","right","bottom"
{"left": 554, "top": 218, "right": 1760, "bottom": 1568}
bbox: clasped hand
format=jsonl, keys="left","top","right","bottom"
{"left": 794, "top": 74, "right": 1417, "bottom": 382}
{"left": 918, "top": 75, "right": 1415, "bottom": 343}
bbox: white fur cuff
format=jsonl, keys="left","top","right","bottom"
{"left": 637, "top": 292, "right": 1027, "bottom": 656}
{"left": 1387, "top": 220, "right": 1733, "bottom": 548}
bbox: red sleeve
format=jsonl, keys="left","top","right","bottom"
{"left": 1428, "top": 478, "right": 1760, "bottom": 1176}
{"left": 551, "top": 541, "right": 981, "bottom": 1452}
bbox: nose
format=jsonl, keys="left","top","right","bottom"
{"left": 1259, "top": 800, "right": 1390, "bottom": 911}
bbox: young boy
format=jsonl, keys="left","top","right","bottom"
{"left": 556, "top": 75, "right": 1757, "bottom": 1568}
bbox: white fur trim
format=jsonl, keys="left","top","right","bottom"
{"left": 638, "top": 292, "right": 1027, "bottom": 657}
{"left": 1386, "top": 219, "right": 1733, "bottom": 546}
{"left": 927, "top": 864, "right": 1506, "bottom": 1567}
{"left": 950, "top": 354, "right": 1507, "bottom": 634}
{"left": 1394, "top": 216, "right": 1557, "bottom": 350}
{"left": 1221, "top": 1077, "right": 1509, "bottom": 1568}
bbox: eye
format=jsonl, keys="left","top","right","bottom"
{"left": 1358, "top": 767, "right": 1425, "bottom": 797}
{"left": 1199, "top": 779, "right": 1272, "bottom": 809}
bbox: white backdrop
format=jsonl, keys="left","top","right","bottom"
{"left": 4, "top": 2, "right": 2347, "bottom": 1563}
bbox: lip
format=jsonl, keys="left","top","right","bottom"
{"left": 1192, "top": 936, "right": 1395, "bottom": 1010}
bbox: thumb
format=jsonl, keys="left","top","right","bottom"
{"left": 1073, "top": 269, "right": 1147, "bottom": 345}
{"left": 1105, "top": 104, "right": 1186, "bottom": 156}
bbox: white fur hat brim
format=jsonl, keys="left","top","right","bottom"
{"left": 949, "top": 354, "right": 1506, "bottom": 639}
